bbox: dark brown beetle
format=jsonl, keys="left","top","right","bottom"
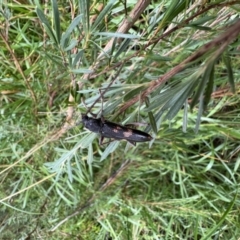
{"left": 82, "top": 114, "right": 152, "bottom": 145}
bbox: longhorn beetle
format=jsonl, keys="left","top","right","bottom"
{"left": 80, "top": 64, "right": 152, "bottom": 145}
{"left": 82, "top": 114, "right": 152, "bottom": 146}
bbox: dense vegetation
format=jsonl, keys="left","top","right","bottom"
{"left": 1, "top": 1, "right": 240, "bottom": 239}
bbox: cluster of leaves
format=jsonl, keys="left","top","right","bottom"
{"left": 1, "top": 0, "right": 240, "bottom": 239}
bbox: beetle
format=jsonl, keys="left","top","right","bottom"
{"left": 81, "top": 114, "right": 152, "bottom": 145}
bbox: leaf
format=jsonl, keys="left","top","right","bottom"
{"left": 70, "top": 68, "right": 94, "bottom": 74}
{"left": 52, "top": 0, "right": 61, "bottom": 44}
{"left": 165, "top": 79, "right": 198, "bottom": 120}
{"left": 156, "top": 1, "right": 188, "bottom": 31}
{"left": 72, "top": 49, "right": 84, "bottom": 67}
{"left": 203, "top": 65, "right": 214, "bottom": 111}
{"left": 190, "top": 59, "right": 216, "bottom": 109}
{"left": 194, "top": 94, "right": 204, "bottom": 133}
{"left": 182, "top": 99, "right": 188, "bottom": 132}
{"left": 87, "top": 143, "right": 93, "bottom": 165}
{"left": 189, "top": 15, "right": 215, "bottom": 26}
{"left": 148, "top": 111, "right": 157, "bottom": 135}
{"left": 91, "top": 0, "right": 117, "bottom": 31}
{"left": 145, "top": 97, "right": 157, "bottom": 134}
{"left": 79, "top": 0, "right": 90, "bottom": 33}
{"left": 145, "top": 87, "right": 176, "bottom": 112}
{"left": 123, "top": 86, "right": 146, "bottom": 102}
{"left": 103, "top": 98, "right": 123, "bottom": 116}
{"left": 66, "top": 158, "right": 73, "bottom": 182}
{"left": 79, "top": 132, "right": 98, "bottom": 148}
{"left": 146, "top": 53, "right": 172, "bottom": 61}
{"left": 64, "top": 38, "right": 78, "bottom": 51}
{"left": 223, "top": 52, "right": 235, "bottom": 93}
{"left": 36, "top": 8, "right": 58, "bottom": 44}
{"left": 109, "top": 37, "right": 117, "bottom": 63}
{"left": 60, "top": 14, "right": 83, "bottom": 48}
{"left": 145, "top": 77, "right": 196, "bottom": 115}
{"left": 114, "top": 38, "right": 131, "bottom": 59}
{"left": 95, "top": 32, "right": 140, "bottom": 39}
{"left": 100, "top": 141, "right": 119, "bottom": 161}
{"left": 188, "top": 25, "right": 212, "bottom": 31}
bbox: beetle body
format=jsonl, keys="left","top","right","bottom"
{"left": 81, "top": 115, "right": 102, "bottom": 133}
{"left": 82, "top": 115, "right": 152, "bottom": 145}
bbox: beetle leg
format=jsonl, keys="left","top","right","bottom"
{"left": 99, "top": 136, "right": 105, "bottom": 145}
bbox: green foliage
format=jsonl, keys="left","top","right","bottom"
{"left": 1, "top": 0, "right": 240, "bottom": 239}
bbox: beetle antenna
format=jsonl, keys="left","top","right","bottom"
{"left": 81, "top": 98, "right": 97, "bottom": 118}
{"left": 85, "top": 64, "right": 124, "bottom": 114}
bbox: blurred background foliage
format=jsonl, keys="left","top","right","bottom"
{"left": 1, "top": 0, "right": 240, "bottom": 239}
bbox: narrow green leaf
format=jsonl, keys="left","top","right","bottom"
{"left": 123, "top": 86, "right": 146, "bottom": 102}
{"left": 56, "top": 186, "right": 73, "bottom": 204}
{"left": 165, "top": 79, "right": 198, "bottom": 120}
{"left": 79, "top": 133, "right": 98, "bottom": 148}
{"left": 95, "top": 32, "right": 139, "bottom": 39}
{"left": 72, "top": 49, "right": 84, "bottom": 67}
{"left": 182, "top": 99, "right": 188, "bottom": 132}
{"left": 145, "top": 85, "right": 180, "bottom": 112}
{"left": 36, "top": 8, "right": 58, "bottom": 44}
{"left": 100, "top": 141, "right": 119, "bottom": 161}
{"left": 146, "top": 77, "right": 197, "bottom": 114}
{"left": 71, "top": 68, "right": 94, "bottom": 74}
{"left": 91, "top": 0, "right": 117, "bottom": 31}
{"left": 87, "top": 143, "right": 93, "bottom": 165}
{"left": 60, "top": 14, "right": 83, "bottom": 48}
{"left": 157, "top": 1, "right": 188, "bottom": 31}
{"left": 146, "top": 54, "right": 171, "bottom": 61}
{"left": 188, "top": 25, "right": 212, "bottom": 31}
{"left": 79, "top": 0, "right": 90, "bottom": 33}
{"left": 64, "top": 38, "right": 78, "bottom": 51}
{"left": 223, "top": 52, "right": 235, "bottom": 93}
{"left": 66, "top": 159, "right": 73, "bottom": 182}
{"left": 203, "top": 65, "right": 214, "bottom": 111}
{"left": 109, "top": 37, "right": 117, "bottom": 64}
{"left": 114, "top": 38, "right": 131, "bottom": 59}
{"left": 148, "top": 111, "right": 158, "bottom": 135}
{"left": 190, "top": 15, "right": 215, "bottom": 26}
{"left": 45, "top": 52, "right": 63, "bottom": 66}
{"left": 103, "top": 98, "right": 123, "bottom": 116}
{"left": 52, "top": 0, "right": 61, "bottom": 44}
{"left": 101, "top": 85, "right": 125, "bottom": 96}
{"left": 194, "top": 94, "right": 204, "bottom": 133}
{"left": 145, "top": 97, "right": 157, "bottom": 134}
{"left": 190, "top": 60, "right": 215, "bottom": 109}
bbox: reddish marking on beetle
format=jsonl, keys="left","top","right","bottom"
{"left": 123, "top": 129, "right": 133, "bottom": 138}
